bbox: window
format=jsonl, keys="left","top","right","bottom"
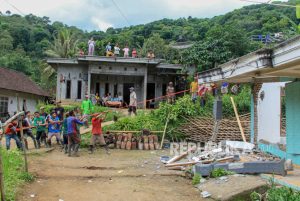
{"left": 66, "top": 80, "right": 71, "bottom": 99}
{"left": 0, "top": 97, "right": 8, "bottom": 118}
{"left": 77, "top": 81, "right": 82, "bottom": 99}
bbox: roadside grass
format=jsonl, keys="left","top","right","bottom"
{"left": 1, "top": 149, "right": 34, "bottom": 201}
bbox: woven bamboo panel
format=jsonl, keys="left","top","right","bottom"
{"left": 177, "top": 114, "right": 251, "bottom": 143}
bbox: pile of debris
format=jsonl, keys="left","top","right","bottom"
{"left": 161, "top": 141, "right": 292, "bottom": 176}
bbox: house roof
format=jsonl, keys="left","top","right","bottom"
{"left": 0, "top": 67, "right": 48, "bottom": 97}
{"left": 198, "top": 35, "right": 300, "bottom": 84}
{"left": 47, "top": 56, "right": 183, "bottom": 70}
{"left": 47, "top": 56, "right": 163, "bottom": 65}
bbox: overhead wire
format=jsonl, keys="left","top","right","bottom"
{"left": 1, "top": 0, "right": 26, "bottom": 15}
{"left": 110, "top": 0, "right": 131, "bottom": 26}
{"left": 240, "top": 0, "right": 297, "bottom": 8}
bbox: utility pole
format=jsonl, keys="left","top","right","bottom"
{"left": 0, "top": 121, "right": 5, "bottom": 201}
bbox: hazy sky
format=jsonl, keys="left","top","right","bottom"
{"left": 0, "top": 0, "right": 262, "bottom": 31}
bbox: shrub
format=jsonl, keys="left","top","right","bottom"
{"left": 210, "top": 168, "right": 235, "bottom": 178}
{"left": 192, "top": 173, "right": 202, "bottom": 185}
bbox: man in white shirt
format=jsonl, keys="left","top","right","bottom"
{"left": 128, "top": 87, "right": 137, "bottom": 116}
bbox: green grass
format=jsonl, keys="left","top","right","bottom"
{"left": 1, "top": 149, "right": 34, "bottom": 201}
{"left": 210, "top": 168, "right": 235, "bottom": 178}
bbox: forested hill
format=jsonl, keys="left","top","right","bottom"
{"left": 0, "top": 0, "right": 298, "bottom": 93}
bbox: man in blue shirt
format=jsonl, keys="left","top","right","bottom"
{"left": 67, "top": 110, "right": 85, "bottom": 157}
{"left": 47, "top": 112, "right": 62, "bottom": 147}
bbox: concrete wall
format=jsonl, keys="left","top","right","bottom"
{"left": 56, "top": 64, "right": 88, "bottom": 102}
{"left": 90, "top": 74, "right": 144, "bottom": 103}
{"left": 257, "top": 83, "right": 285, "bottom": 144}
{"left": 56, "top": 63, "right": 175, "bottom": 104}
{"left": 286, "top": 81, "right": 300, "bottom": 156}
{"left": 0, "top": 89, "right": 44, "bottom": 118}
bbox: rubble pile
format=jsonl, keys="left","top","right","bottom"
{"left": 162, "top": 141, "right": 291, "bottom": 176}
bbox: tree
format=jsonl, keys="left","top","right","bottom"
{"left": 0, "top": 30, "right": 13, "bottom": 52}
{"left": 142, "top": 33, "right": 167, "bottom": 58}
{"left": 45, "top": 28, "right": 79, "bottom": 58}
{"left": 182, "top": 24, "right": 255, "bottom": 71}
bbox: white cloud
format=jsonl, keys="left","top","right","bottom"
{"left": 91, "top": 17, "right": 113, "bottom": 31}
{"left": 0, "top": 0, "right": 256, "bottom": 30}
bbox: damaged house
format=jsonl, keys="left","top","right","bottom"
{"left": 198, "top": 35, "right": 300, "bottom": 165}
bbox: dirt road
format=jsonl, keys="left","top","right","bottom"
{"left": 17, "top": 148, "right": 205, "bottom": 201}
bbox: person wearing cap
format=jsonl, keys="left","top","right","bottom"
{"left": 128, "top": 87, "right": 137, "bottom": 116}
{"left": 81, "top": 95, "right": 94, "bottom": 127}
{"left": 166, "top": 82, "right": 175, "bottom": 104}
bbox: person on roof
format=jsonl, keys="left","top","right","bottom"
{"left": 88, "top": 37, "right": 95, "bottom": 56}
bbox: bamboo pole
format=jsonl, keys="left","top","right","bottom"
{"left": 230, "top": 97, "right": 247, "bottom": 142}
{"left": 16, "top": 94, "right": 28, "bottom": 172}
{"left": 3, "top": 111, "right": 25, "bottom": 127}
{"left": 0, "top": 121, "right": 5, "bottom": 201}
{"left": 160, "top": 113, "right": 171, "bottom": 149}
{"left": 107, "top": 130, "right": 164, "bottom": 133}
{"left": 0, "top": 150, "right": 5, "bottom": 201}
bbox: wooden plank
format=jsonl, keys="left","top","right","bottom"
{"left": 165, "top": 161, "right": 199, "bottom": 167}
{"left": 230, "top": 97, "right": 247, "bottom": 142}
{"left": 160, "top": 113, "right": 171, "bottom": 149}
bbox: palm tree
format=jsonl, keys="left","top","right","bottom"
{"left": 45, "top": 28, "right": 79, "bottom": 58}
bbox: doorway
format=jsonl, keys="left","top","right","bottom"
{"left": 66, "top": 80, "right": 71, "bottom": 99}
{"left": 123, "top": 83, "right": 134, "bottom": 106}
{"left": 147, "top": 83, "right": 156, "bottom": 108}
{"left": 95, "top": 82, "right": 100, "bottom": 95}
{"left": 105, "top": 83, "right": 110, "bottom": 95}
{"left": 77, "top": 81, "right": 82, "bottom": 99}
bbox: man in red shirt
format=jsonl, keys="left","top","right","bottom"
{"left": 5, "top": 119, "right": 23, "bottom": 150}
{"left": 89, "top": 112, "right": 110, "bottom": 154}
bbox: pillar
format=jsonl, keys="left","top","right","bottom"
{"left": 143, "top": 71, "right": 148, "bottom": 109}
{"left": 286, "top": 81, "right": 300, "bottom": 164}
{"left": 87, "top": 72, "right": 91, "bottom": 96}
{"left": 252, "top": 83, "right": 262, "bottom": 144}
{"left": 250, "top": 94, "right": 254, "bottom": 143}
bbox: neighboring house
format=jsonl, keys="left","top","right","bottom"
{"left": 0, "top": 67, "right": 48, "bottom": 121}
{"left": 47, "top": 56, "right": 186, "bottom": 108}
{"left": 198, "top": 35, "right": 300, "bottom": 165}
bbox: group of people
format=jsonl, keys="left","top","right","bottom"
{"left": 0, "top": 98, "right": 110, "bottom": 157}
{"left": 165, "top": 76, "right": 209, "bottom": 106}
{"left": 86, "top": 38, "right": 155, "bottom": 59}
{"left": 94, "top": 92, "right": 123, "bottom": 107}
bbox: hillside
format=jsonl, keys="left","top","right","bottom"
{"left": 0, "top": 0, "right": 298, "bottom": 93}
